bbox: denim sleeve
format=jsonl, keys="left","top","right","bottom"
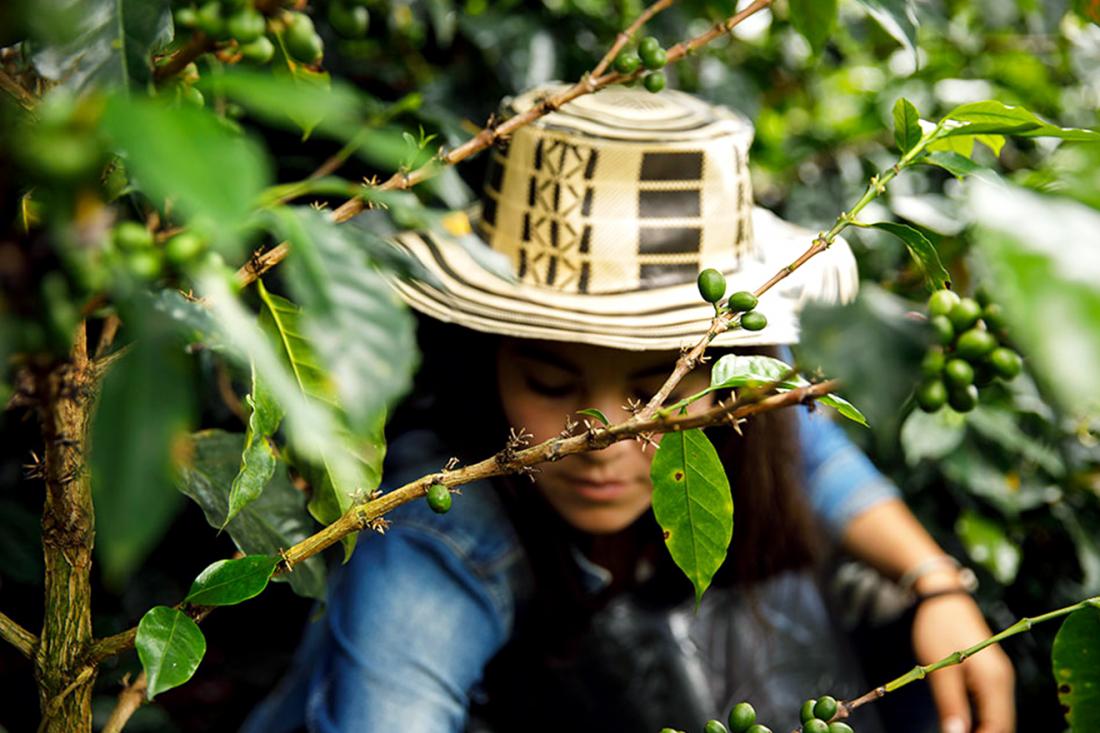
{"left": 797, "top": 406, "right": 900, "bottom": 537}
{"left": 303, "top": 524, "right": 512, "bottom": 733}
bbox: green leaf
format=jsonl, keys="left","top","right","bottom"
{"left": 198, "top": 68, "right": 370, "bottom": 142}
{"left": 256, "top": 282, "right": 380, "bottom": 560}
{"left": 1053, "top": 606, "right": 1100, "bottom": 731}
{"left": 868, "top": 222, "right": 950, "bottom": 291}
{"left": 272, "top": 207, "right": 417, "bottom": 444}
{"left": 922, "top": 151, "right": 982, "bottom": 179}
{"left": 225, "top": 363, "right": 284, "bottom": 526}
{"left": 91, "top": 307, "right": 194, "bottom": 588}
{"left": 853, "top": 0, "right": 918, "bottom": 57}
{"left": 939, "top": 101, "right": 1100, "bottom": 142}
{"left": 101, "top": 95, "right": 271, "bottom": 249}
{"left": 176, "top": 430, "right": 327, "bottom": 601}
{"left": 965, "top": 406, "right": 1065, "bottom": 477}
{"left": 941, "top": 449, "right": 1050, "bottom": 517}
{"left": 707, "top": 354, "right": 867, "bottom": 426}
{"left": 577, "top": 408, "right": 609, "bottom": 425}
{"left": 650, "top": 429, "right": 733, "bottom": 605}
{"left": 32, "top": 0, "right": 172, "bottom": 94}
{"left": 184, "top": 555, "right": 280, "bottom": 606}
{"left": 136, "top": 606, "right": 206, "bottom": 700}
{"left": 927, "top": 134, "right": 976, "bottom": 159}
{"left": 789, "top": 0, "right": 838, "bottom": 54}
{"left": 955, "top": 510, "right": 1020, "bottom": 584}
{"left": 968, "top": 178, "right": 1100, "bottom": 419}
{"left": 900, "top": 407, "right": 966, "bottom": 466}
{"left": 892, "top": 98, "right": 922, "bottom": 154}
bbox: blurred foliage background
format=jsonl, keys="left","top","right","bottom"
{"left": 1, "top": 0, "right": 1099, "bottom": 730}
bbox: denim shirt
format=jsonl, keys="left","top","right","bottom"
{"left": 241, "top": 407, "right": 898, "bottom": 733}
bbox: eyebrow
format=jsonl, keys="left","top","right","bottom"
{"left": 512, "top": 344, "right": 674, "bottom": 380}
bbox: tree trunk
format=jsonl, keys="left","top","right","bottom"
{"left": 33, "top": 340, "right": 98, "bottom": 732}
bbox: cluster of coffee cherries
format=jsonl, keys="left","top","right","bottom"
{"left": 102, "top": 222, "right": 217, "bottom": 283}
{"left": 915, "top": 289, "right": 1022, "bottom": 414}
{"left": 613, "top": 36, "right": 670, "bottom": 93}
{"left": 661, "top": 695, "right": 856, "bottom": 733}
{"left": 697, "top": 268, "right": 767, "bottom": 332}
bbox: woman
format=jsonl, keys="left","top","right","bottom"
{"left": 243, "top": 84, "right": 1014, "bottom": 733}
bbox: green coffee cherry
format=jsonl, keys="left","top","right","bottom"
{"left": 329, "top": 2, "right": 370, "bottom": 38}
{"left": 955, "top": 328, "right": 997, "bottom": 361}
{"left": 113, "top": 221, "right": 153, "bottom": 251}
{"left": 228, "top": 7, "right": 266, "bottom": 43}
{"left": 803, "top": 720, "right": 830, "bottom": 733}
{"left": 196, "top": 1, "right": 224, "bottom": 36}
{"left": 740, "top": 311, "right": 767, "bottom": 331}
{"left": 981, "top": 302, "right": 1006, "bottom": 331}
{"left": 745, "top": 725, "right": 772, "bottom": 733}
{"left": 644, "top": 71, "right": 666, "bottom": 93}
{"left": 240, "top": 36, "right": 275, "bottom": 63}
{"left": 928, "top": 289, "right": 960, "bottom": 317}
{"left": 285, "top": 12, "right": 324, "bottom": 64}
{"left": 916, "top": 379, "right": 947, "bottom": 413}
{"left": 727, "top": 702, "right": 756, "bottom": 732}
{"left": 930, "top": 315, "right": 954, "bottom": 345}
{"left": 427, "top": 483, "right": 452, "bottom": 514}
{"left": 948, "top": 384, "right": 979, "bottom": 413}
{"left": 989, "top": 347, "right": 1022, "bottom": 379}
{"left": 920, "top": 349, "right": 945, "bottom": 378}
{"left": 641, "top": 45, "right": 668, "bottom": 70}
{"left": 813, "top": 696, "right": 839, "bottom": 722}
{"left": 827, "top": 723, "right": 854, "bottom": 733}
{"left": 175, "top": 6, "right": 198, "bottom": 28}
{"left": 697, "top": 268, "right": 726, "bottom": 304}
{"left": 727, "top": 291, "right": 758, "bottom": 313}
{"left": 165, "top": 232, "right": 207, "bottom": 265}
{"left": 943, "top": 358, "right": 974, "bottom": 387}
{"left": 182, "top": 85, "right": 205, "bottom": 108}
{"left": 639, "top": 36, "right": 661, "bottom": 56}
{"left": 799, "top": 699, "right": 818, "bottom": 724}
{"left": 614, "top": 51, "right": 641, "bottom": 74}
{"left": 948, "top": 298, "right": 982, "bottom": 332}
{"left": 125, "top": 250, "right": 164, "bottom": 280}
{"left": 704, "top": 721, "right": 728, "bottom": 733}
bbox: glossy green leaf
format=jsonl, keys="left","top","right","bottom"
{"left": 923, "top": 151, "right": 982, "bottom": 179}
{"left": 893, "top": 98, "right": 922, "bottom": 154}
{"left": 941, "top": 449, "right": 1051, "bottom": 517}
{"left": 707, "top": 355, "right": 868, "bottom": 426}
{"left": 272, "top": 206, "right": 416, "bottom": 445}
{"left": 198, "top": 69, "right": 370, "bottom": 141}
{"left": 853, "top": 0, "right": 918, "bottom": 56}
{"left": 968, "top": 178, "right": 1100, "bottom": 419}
{"left": 966, "top": 406, "right": 1065, "bottom": 477}
{"left": 789, "top": 0, "right": 838, "bottom": 54}
{"left": 149, "top": 289, "right": 235, "bottom": 354}
{"left": 176, "top": 430, "right": 327, "bottom": 600}
{"left": 257, "top": 282, "right": 379, "bottom": 560}
{"left": 869, "top": 222, "right": 949, "bottom": 291}
{"left": 939, "top": 101, "right": 1100, "bottom": 142}
{"left": 184, "top": 555, "right": 280, "bottom": 606}
{"left": 651, "top": 428, "right": 733, "bottom": 605}
{"left": 577, "top": 408, "right": 609, "bottom": 425}
{"left": 225, "top": 363, "right": 284, "bottom": 526}
{"left": 101, "top": 95, "right": 271, "bottom": 247}
{"left": 136, "top": 606, "right": 206, "bottom": 700}
{"left": 955, "top": 510, "right": 1020, "bottom": 584}
{"left": 91, "top": 310, "right": 194, "bottom": 588}
{"left": 1053, "top": 606, "right": 1100, "bottom": 731}
{"left": 900, "top": 407, "right": 966, "bottom": 466}
{"left": 32, "top": 0, "right": 172, "bottom": 94}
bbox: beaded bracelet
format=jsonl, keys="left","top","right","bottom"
{"left": 899, "top": 555, "right": 980, "bottom": 598}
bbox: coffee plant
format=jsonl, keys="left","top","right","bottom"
{"left": 1, "top": 0, "right": 1099, "bottom": 731}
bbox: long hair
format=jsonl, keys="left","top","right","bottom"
{"left": 390, "top": 316, "right": 821, "bottom": 645}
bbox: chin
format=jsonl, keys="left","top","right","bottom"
{"left": 556, "top": 503, "right": 649, "bottom": 535}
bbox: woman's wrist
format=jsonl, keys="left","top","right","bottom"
{"left": 901, "top": 554, "right": 979, "bottom": 599}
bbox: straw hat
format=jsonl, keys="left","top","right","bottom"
{"left": 387, "top": 82, "right": 858, "bottom": 351}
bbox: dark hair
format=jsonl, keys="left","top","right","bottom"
{"left": 391, "top": 316, "right": 821, "bottom": 645}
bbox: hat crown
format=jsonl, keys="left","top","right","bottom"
{"left": 475, "top": 83, "right": 758, "bottom": 295}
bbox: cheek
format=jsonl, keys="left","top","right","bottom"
{"left": 496, "top": 373, "right": 564, "bottom": 443}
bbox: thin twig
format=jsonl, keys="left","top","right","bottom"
{"left": 0, "top": 68, "right": 37, "bottom": 111}
{"left": 84, "top": 378, "right": 836, "bottom": 665}
{"left": 101, "top": 672, "right": 147, "bottom": 733}
{"left": 94, "top": 314, "right": 121, "bottom": 359}
{"left": 233, "top": 0, "right": 775, "bottom": 287}
{"left": 0, "top": 610, "right": 37, "bottom": 659}
{"left": 154, "top": 33, "right": 213, "bottom": 82}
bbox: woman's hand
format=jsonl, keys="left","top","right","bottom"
{"left": 911, "top": 592, "right": 1015, "bottom": 733}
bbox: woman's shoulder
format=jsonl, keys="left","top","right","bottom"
{"left": 381, "top": 429, "right": 524, "bottom": 576}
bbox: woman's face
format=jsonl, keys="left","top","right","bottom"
{"left": 495, "top": 338, "right": 714, "bottom": 535}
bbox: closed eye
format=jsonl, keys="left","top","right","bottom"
{"left": 524, "top": 376, "right": 577, "bottom": 398}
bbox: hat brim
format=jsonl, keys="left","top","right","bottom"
{"left": 386, "top": 206, "right": 858, "bottom": 351}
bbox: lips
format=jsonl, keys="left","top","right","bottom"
{"left": 564, "top": 475, "right": 633, "bottom": 501}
